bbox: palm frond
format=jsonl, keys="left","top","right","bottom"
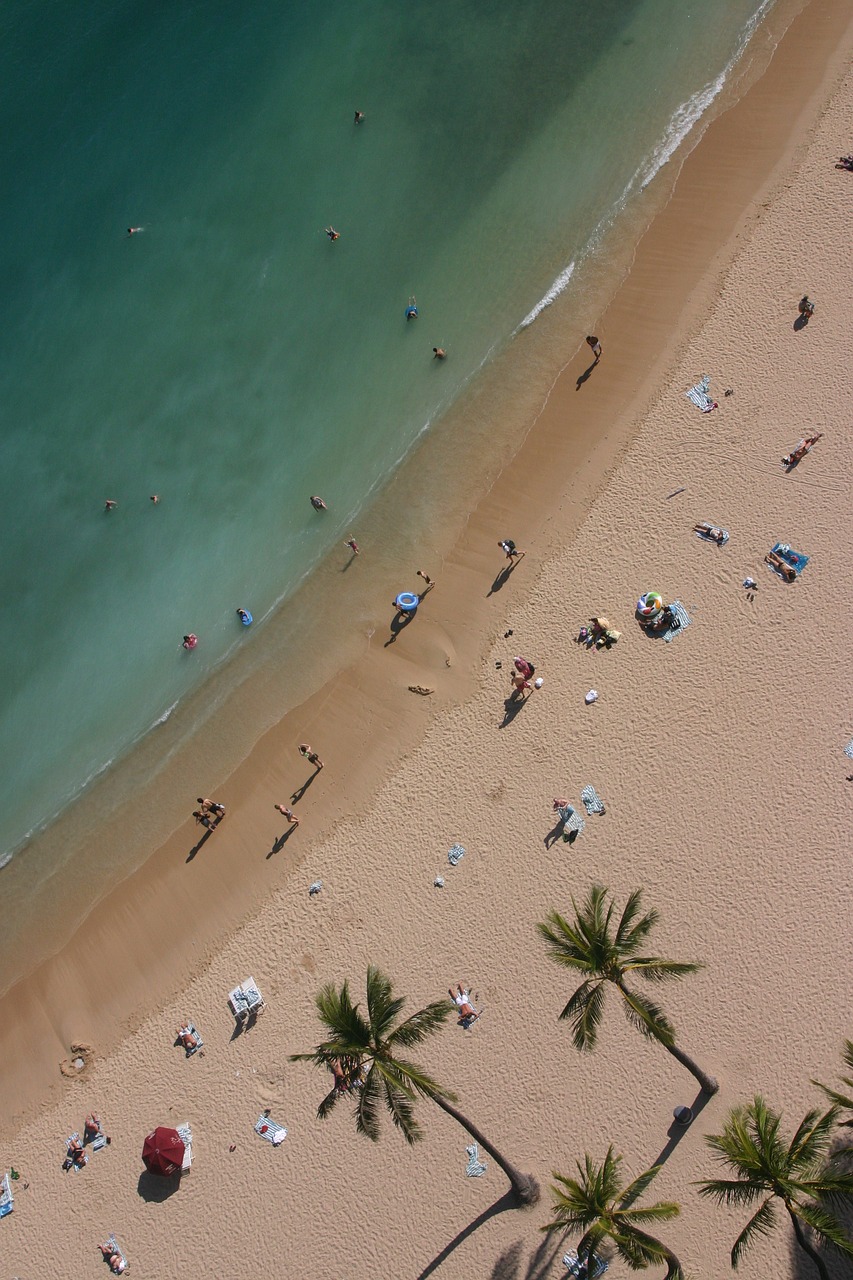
{"left": 365, "top": 965, "right": 407, "bottom": 1043}
{"left": 374, "top": 1054, "right": 454, "bottom": 1103}
{"left": 616, "top": 980, "right": 675, "bottom": 1044}
{"left": 789, "top": 1199, "right": 853, "bottom": 1256}
{"left": 796, "top": 1169, "right": 853, "bottom": 1202}
{"left": 387, "top": 1000, "right": 452, "bottom": 1048}
{"left": 696, "top": 1177, "right": 769, "bottom": 1208}
{"left": 316, "top": 1083, "right": 344, "bottom": 1122}
{"left": 619, "top": 1202, "right": 680, "bottom": 1224}
{"left": 354, "top": 1064, "right": 383, "bottom": 1142}
{"left": 315, "top": 980, "right": 373, "bottom": 1050}
{"left": 382, "top": 1079, "right": 422, "bottom": 1145}
{"left": 624, "top": 957, "right": 702, "bottom": 983}
{"left": 538, "top": 912, "right": 597, "bottom": 973}
{"left": 813, "top": 1080, "right": 853, "bottom": 1115}
{"left": 729, "top": 1197, "right": 777, "bottom": 1268}
{"left": 559, "top": 980, "right": 607, "bottom": 1051}
{"left": 619, "top": 1161, "right": 662, "bottom": 1208}
{"left": 787, "top": 1106, "right": 836, "bottom": 1169}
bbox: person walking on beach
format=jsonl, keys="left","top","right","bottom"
{"left": 585, "top": 335, "right": 602, "bottom": 361}
{"left": 345, "top": 536, "right": 360, "bottom": 555}
{"left": 797, "top": 295, "right": 815, "bottom": 323}
{"left": 197, "top": 797, "right": 225, "bottom": 817}
{"left": 299, "top": 743, "right": 324, "bottom": 770}
{"left": 274, "top": 803, "right": 299, "bottom": 827}
{"left": 416, "top": 569, "right": 434, "bottom": 591}
{"left": 499, "top": 539, "right": 524, "bottom": 562}
{"left": 310, "top": 495, "right": 328, "bottom": 510}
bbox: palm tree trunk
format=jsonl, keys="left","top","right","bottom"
{"left": 662, "top": 1247, "right": 685, "bottom": 1279}
{"left": 788, "top": 1207, "right": 830, "bottom": 1280}
{"left": 431, "top": 1093, "right": 540, "bottom": 1205}
{"left": 662, "top": 1039, "right": 719, "bottom": 1096}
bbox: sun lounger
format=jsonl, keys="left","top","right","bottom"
{"left": 228, "top": 977, "right": 265, "bottom": 1020}
{"left": 580, "top": 786, "right": 606, "bottom": 816}
{"left": 254, "top": 1114, "right": 287, "bottom": 1145}
{"left": 447, "top": 843, "right": 465, "bottom": 866}
{"left": 767, "top": 542, "right": 809, "bottom": 577}
{"left": 685, "top": 375, "right": 716, "bottom": 412}
{"left": 663, "top": 600, "right": 691, "bottom": 642}
{"left": 465, "top": 1143, "right": 487, "bottom": 1177}
{"left": 563, "top": 1250, "right": 609, "bottom": 1278}
{"left": 0, "top": 1172, "right": 13, "bottom": 1218}
{"left": 104, "top": 1234, "right": 128, "bottom": 1273}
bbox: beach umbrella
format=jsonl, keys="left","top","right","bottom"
{"left": 142, "top": 1126, "right": 185, "bottom": 1177}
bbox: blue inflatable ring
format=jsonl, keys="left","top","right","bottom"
{"left": 396, "top": 591, "right": 418, "bottom": 613}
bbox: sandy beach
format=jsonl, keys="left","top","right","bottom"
{"left": 3, "top": 0, "right": 853, "bottom": 1275}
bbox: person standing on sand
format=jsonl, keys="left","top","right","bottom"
{"left": 585, "top": 335, "right": 602, "bottom": 361}
{"left": 499, "top": 539, "right": 524, "bottom": 562}
{"left": 274, "top": 803, "right": 299, "bottom": 827}
{"left": 797, "top": 295, "right": 815, "bottom": 322}
{"left": 197, "top": 797, "right": 225, "bottom": 817}
{"left": 416, "top": 569, "right": 434, "bottom": 589}
{"left": 299, "top": 744, "right": 324, "bottom": 770}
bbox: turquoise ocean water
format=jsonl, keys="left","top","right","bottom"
{"left": 0, "top": 0, "right": 775, "bottom": 865}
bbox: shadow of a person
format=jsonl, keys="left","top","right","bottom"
{"left": 267, "top": 826, "right": 297, "bottom": 859}
{"left": 384, "top": 608, "right": 415, "bottom": 647}
{"left": 186, "top": 829, "right": 212, "bottom": 862}
{"left": 488, "top": 560, "right": 521, "bottom": 597}
{"left": 499, "top": 693, "right": 528, "bottom": 728}
{"left": 291, "top": 771, "right": 318, "bottom": 803}
{"left": 576, "top": 359, "right": 598, "bottom": 389}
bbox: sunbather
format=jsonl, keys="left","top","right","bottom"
{"left": 693, "top": 523, "right": 727, "bottom": 544}
{"left": 765, "top": 550, "right": 796, "bottom": 581}
{"left": 100, "top": 1243, "right": 127, "bottom": 1273}
{"left": 449, "top": 985, "right": 479, "bottom": 1023}
{"left": 84, "top": 1113, "right": 101, "bottom": 1142}
{"left": 64, "top": 1136, "right": 87, "bottom": 1170}
{"left": 782, "top": 432, "right": 822, "bottom": 467}
{"left": 176, "top": 1022, "right": 199, "bottom": 1052}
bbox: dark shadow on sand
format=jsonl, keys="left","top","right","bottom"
{"left": 792, "top": 314, "right": 810, "bottom": 332}
{"left": 575, "top": 358, "right": 599, "bottom": 389}
{"left": 186, "top": 829, "right": 213, "bottom": 862}
{"left": 487, "top": 558, "right": 523, "bottom": 597}
{"left": 136, "top": 1170, "right": 182, "bottom": 1203}
{"left": 267, "top": 826, "right": 298, "bottom": 858}
{"left": 291, "top": 771, "right": 319, "bottom": 803}
{"left": 644, "top": 1088, "right": 713, "bottom": 1173}
{"left": 489, "top": 1232, "right": 564, "bottom": 1280}
{"left": 544, "top": 818, "right": 570, "bottom": 850}
{"left": 341, "top": 553, "right": 358, "bottom": 572}
{"left": 416, "top": 1190, "right": 516, "bottom": 1280}
{"left": 229, "top": 1006, "right": 261, "bottom": 1043}
{"left": 384, "top": 609, "right": 415, "bottom": 647}
{"left": 499, "top": 694, "right": 529, "bottom": 728}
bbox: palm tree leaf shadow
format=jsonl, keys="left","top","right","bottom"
{"left": 416, "top": 1191, "right": 516, "bottom": 1280}
{"left": 490, "top": 1232, "right": 564, "bottom": 1280}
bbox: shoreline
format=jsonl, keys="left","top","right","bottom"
{"left": 3, "top": 0, "right": 851, "bottom": 1141}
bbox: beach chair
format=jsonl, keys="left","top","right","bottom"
{"left": 228, "top": 977, "right": 265, "bottom": 1022}
{"left": 563, "top": 1249, "right": 609, "bottom": 1278}
{"left": 103, "top": 1234, "right": 128, "bottom": 1273}
{"left": 254, "top": 1114, "right": 287, "bottom": 1145}
{"left": 0, "top": 1172, "right": 13, "bottom": 1218}
{"left": 176, "top": 1122, "right": 193, "bottom": 1172}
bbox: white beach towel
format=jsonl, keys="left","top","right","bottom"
{"left": 844, "top": 739, "right": 853, "bottom": 760}
{"left": 447, "top": 844, "right": 465, "bottom": 866}
{"left": 105, "top": 1235, "right": 128, "bottom": 1273}
{"left": 308, "top": 880, "right": 323, "bottom": 896}
{"left": 0, "top": 1172, "right": 13, "bottom": 1218}
{"left": 465, "top": 1143, "right": 487, "bottom": 1177}
{"left": 254, "top": 1114, "right": 287, "bottom": 1145}
{"left": 580, "top": 786, "right": 606, "bottom": 815}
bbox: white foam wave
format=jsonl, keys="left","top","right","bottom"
{"left": 518, "top": 262, "right": 575, "bottom": 330}
{"left": 0, "top": 851, "right": 13, "bottom": 871}
{"left": 151, "top": 699, "right": 179, "bottom": 728}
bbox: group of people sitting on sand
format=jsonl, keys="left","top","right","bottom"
{"left": 192, "top": 796, "right": 226, "bottom": 832}
{"left": 63, "top": 1114, "right": 109, "bottom": 1171}
{"left": 576, "top": 617, "right": 621, "bottom": 649}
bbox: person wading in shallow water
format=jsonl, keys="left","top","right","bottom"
{"left": 585, "top": 334, "right": 602, "bottom": 361}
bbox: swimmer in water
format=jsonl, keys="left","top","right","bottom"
{"left": 150, "top": 494, "right": 159, "bottom": 504}
{"left": 345, "top": 536, "right": 360, "bottom": 555}
{"left": 127, "top": 227, "right": 143, "bottom": 236}
{"left": 236, "top": 608, "right": 251, "bottom": 623}
{"left": 183, "top": 634, "right": 198, "bottom": 650}
{"left": 433, "top": 347, "right": 446, "bottom": 359}
{"left": 354, "top": 110, "right": 365, "bottom": 125}
{"left": 104, "top": 499, "right": 117, "bottom": 511}
{"left": 310, "top": 495, "right": 328, "bottom": 511}
{"left": 405, "top": 296, "right": 418, "bottom": 320}
{"left": 325, "top": 226, "right": 340, "bottom": 241}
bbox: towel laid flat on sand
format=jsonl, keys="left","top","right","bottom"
{"left": 581, "top": 786, "right": 606, "bottom": 815}
{"left": 685, "top": 375, "right": 716, "bottom": 412}
{"left": 663, "top": 600, "right": 692, "bottom": 642}
{"left": 558, "top": 805, "right": 586, "bottom": 837}
{"left": 465, "top": 1143, "right": 487, "bottom": 1177}
{"left": 254, "top": 1115, "right": 287, "bottom": 1145}
{"left": 447, "top": 844, "right": 465, "bottom": 866}
{"left": 0, "top": 1172, "right": 12, "bottom": 1218}
{"left": 845, "top": 739, "right": 853, "bottom": 760}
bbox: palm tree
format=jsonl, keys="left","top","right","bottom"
{"left": 290, "top": 965, "right": 540, "bottom": 1204}
{"left": 814, "top": 1039, "right": 853, "bottom": 1128}
{"left": 697, "top": 1096, "right": 853, "bottom": 1278}
{"left": 543, "top": 1146, "right": 684, "bottom": 1278}
{"left": 538, "top": 885, "right": 718, "bottom": 1095}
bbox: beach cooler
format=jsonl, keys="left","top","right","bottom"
{"left": 228, "top": 976, "right": 265, "bottom": 1021}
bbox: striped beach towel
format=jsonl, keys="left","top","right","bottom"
{"left": 559, "top": 806, "right": 585, "bottom": 837}
{"left": 581, "top": 786, "right": 606, "bottom": 815}
{"left": 447, "top": 844, "right": 465, "bottom": 866}
{"left": 254, "top": 1114, "right": 287, "bottom": 1145}
{"left": 844, "top": 740, "right": 853, "bottom": 760}
{"left": 465, "top": 1143, "right": 487, "bottom": 1177}
{"left": 0, "top": 1172, "right": 12, "bottom": 1218}
{"left": 685, "top": 375, "right": 716, "bottom": 412}
{"left": 663, "top": 600, "right": 691, "bottom": 642}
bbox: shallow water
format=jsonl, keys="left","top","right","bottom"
{"left": 0, "top": 0, "right": 773, "bottom": 861}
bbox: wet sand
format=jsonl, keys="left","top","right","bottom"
{"left": 3, "top": 0, "right": 853, "bottom": 1275}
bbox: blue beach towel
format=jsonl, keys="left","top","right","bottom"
{"left": 580, "top": 786, "right": 606, "bottom": 815}
{"left": 663, "top": 600, "right": 692, "bottom": 642}
{"left": 769, "top": 542, "right": 809, "bottom": 576}
{"left": 0, "top": 1172, "right": 12, "bottom": 1218}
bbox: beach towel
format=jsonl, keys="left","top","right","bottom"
{"left": 465, "top": 1143, "right": 487, "bottom": 1177}
{"left": 563, "top": 1250, "right": 609, "bottom": 1278}
{"left": 176, "top": 1122, "right": 193, "bottom": 1171}
{"left": 663, "top": 600, "right": 691, "bottom": 642}
{"left": 580, "top": 786, "right": 606, "bottom": 816}
{"left": 254, "top": 1114, "right": 287, "bottom": 1145}
{"left": 92, "top": 1132, "right": 109, "bottom": 1152}
{"left": 768, "top": 542, "right": 809, "bottom": 576}
{"left": 180, "top": 1022, "right": 203, "bottom": 1057}
{"left": 104, "top": 1235, "right": 128, "bottom": 1273}
{"left": 447, "top": 844, "right": 465, "bottom": 866}
{"left": 845, "top": 739, "right": 853, "bottom": 760}
{"left": 66, "top": 1133, "right": 88, "bottom": 1170}
{"left": 308, "top": 880, "right": 323, "bottom": 896}
{"left": 558, "top": 805, "right": 585, "bottom": 838}
{"left": 695, "top": 525, "right": 729, "bottom": 545}
{"left": 685, "top": 375, "right": 716, "bottom": 412}
{"left": 0, "top": 1172, "right": 12, "bottom": 1218}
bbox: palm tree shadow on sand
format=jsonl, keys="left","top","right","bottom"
{"left": 415, "top": 1191, "right": 517, "bottom": 1280}
{"left": 489, "top": 1233, "right": 564, "bottom": 1280}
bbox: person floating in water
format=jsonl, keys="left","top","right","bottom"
{"left": 310, "top": 495, "right": 327, "bottom": 511}
{"left": 325, "top": 226, "right": 340, "bottom": 241}
{"left": 104, "top": 499, "right": 118, "bottom": 512}
{"left": 432, "top": 347, "right": 446, "bottom": 359}
{"left": 127, "top": 226, "right": 143, "bottom": 236}
{"left": 182, "top": 634, "right": 198, "bottom": 650}
{"left": 236, "top": 607, "right": 252, "bottom": 624}
{"left": 354, "top": 110, "right": 365, "bottom": 125}
{"left": 405, "top": 296, "right": 418, "bottom": 320}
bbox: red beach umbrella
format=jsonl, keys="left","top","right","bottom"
{"left": 142, "top": 1126, "right": 185, "bottom": 1177}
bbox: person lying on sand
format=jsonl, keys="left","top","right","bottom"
{"left": 782, "top": 432, "right": 822, "bottom": 467}
{"left": 693, "top": 523, "right": 728, "bottom": 544}
{"left": 765, "top": 550, "right": 797, "bottom": 582}
{"left": 84, "top": 1113, "right": 101, "bottom": 1142}
{"left": 449, "top": 985, "right": 479, "bottom": 1023}
{"left": 99, "top": 1243, "right": 127, "bottom": 1273}
{"left": 176, "top": 1022, "right": 199, "bottom": 1052}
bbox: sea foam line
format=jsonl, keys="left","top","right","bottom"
{"left": 518, "top": 262, "right": 575, "bottom": 330}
